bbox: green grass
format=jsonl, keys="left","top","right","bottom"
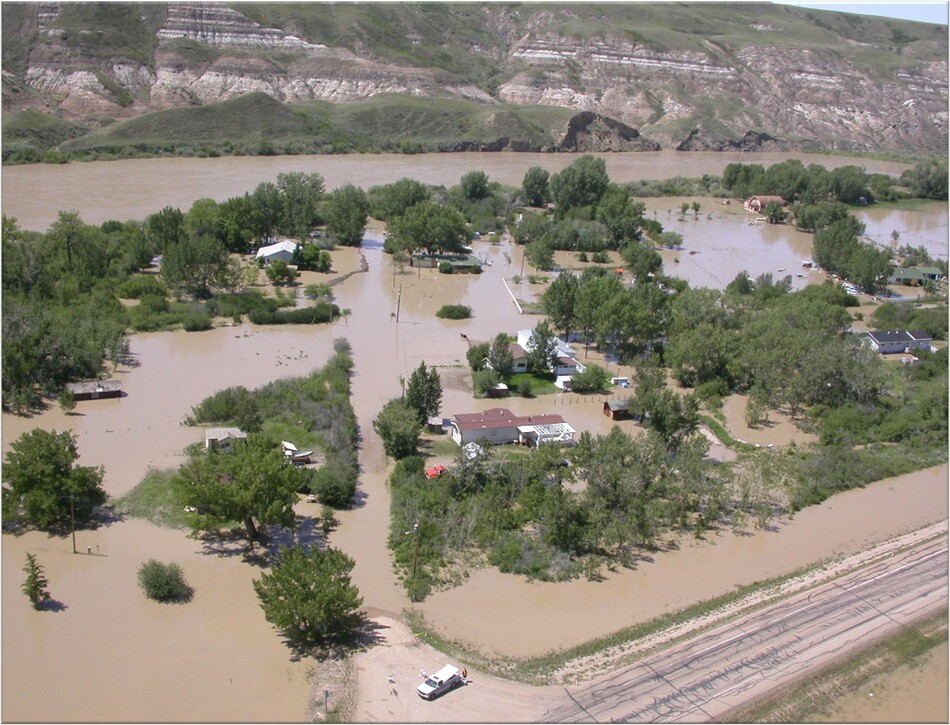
{"left": 262, "top": 421, "right": 317, "bottom": 452}
{"left": 111, "top": 468, "right": 190, "bottom": 530}
{"left": 507, "top": 372, "right": 561, "bottom": 397}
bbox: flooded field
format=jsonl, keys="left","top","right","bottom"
{"left": 815, "top": 641, "right": 949, "bottom": 723}
{"left": 2, "top": 153, "right": 947, "bottom": 721}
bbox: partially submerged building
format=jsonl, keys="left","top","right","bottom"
{"left": 65, "top": 380, "right": 122, "bottom": 401}
{"left": 450, "top": 407, "right": 576, "bottom": 447}
{"left": 205, "top": 427, "right": 247, "bottom": 453}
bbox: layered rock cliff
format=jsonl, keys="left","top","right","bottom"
{"left": 3, "top": 2, "right": 947, "bottom": 155}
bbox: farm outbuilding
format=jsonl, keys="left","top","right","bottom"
{"left": 65, "top": 380, "right": 122, "bottom": 401}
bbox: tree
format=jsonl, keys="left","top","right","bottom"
{"left": 296, "top": 244, "right": 332, "bottom": 272}
{"left": 368, "top": 178, "right": 430, "bottom": 220}
{"left": 323, "top": 183, "right": 368, "bottom": 247}
{"left": 526, "top": 321, "right": 558, "bottom": 375}
{"left": 304, "top": 283, "right": 334, "bottom": 302}
{"left": 621, "top": 241, "right": 662, "bottom": 283}
{"left": 253, "top": 545, "right": 363, "bottom": 647}
{"left": 59, "top": 388, "right": 76, "bottom": 414}
{"left": 265, "top": 259, "right": 297, "bottom": 286}
{"left": 569, "top": 364, "right": 610, "bottom": 393}
{"left": 160, "top": 235, "right": 230, "bottom": 299}
{"left": 540, "top": 272, "right": 579, "bottom": 340}
{"left": 525, "top": 238, "right": 555, "bottom": 271}
{"left": 405, "top": 362, "right": 443, "bottom": 423}
{"left": 373, "top": 399, "right": 422, "bottom": 459}
{"left": 387, "top": 201, "right": 468, "bottom": 255}
{"left": 549, "top": 155, "right": 610, "bottom": 218}
{"left": 185, "top": 198, "right": 220, "bottom": 239}
{"left": 473, "top": 367, "right": 501, "bottom": 396}
{"left": 47, "top": 210, "right": 86, "bottom": 270}
{"left": 691, "top": 201, "right": 701, "bottom": 219}
{"left": 21, "top": 553, "right": 50, "bottom": 609}
{"left": 3, "top": 429, "right": 106, "bottom": 530}
{"left": 466, "top": 341, "right": 490, "bottom": 372}
{"left": 763, "top": 201, "right": 786, "bottom": 224}
{"left": 522, "top": 166, "right": 550, "bottom": 207}
{"left": 460, "top": 170, "right": 490, "bottom": 201}
{"left": 277, "top": 172, "right": 324, "bottom": 237}
{"left": 138, "top": 560, "right": 193, "bottom": 602}
{"left": 174, "top": 435, "right": 303, "bottom": 542}
{"left": 487, "top": 333, "right": 514, "bottom": 378}
{"left": 145, "top": 206, "right": 185, "bottom": 251}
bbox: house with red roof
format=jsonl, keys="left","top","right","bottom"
{"left": 449, "top": 407, "right": 576, "bottom": 447}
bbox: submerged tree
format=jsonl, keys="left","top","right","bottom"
{"left": 253, "top": 545, "right": 363, "bottom": 647}
{"left": 405, "top": 362, "right": 443, "bottom": 423}
{"left": 21, "top": 553, "right": 50, "bottom": 609}
{"left": 174, "top": 434, "right": 303, "bottom": 543}
{"left": 2, "top": 429, "right": 106, "bottom": 531}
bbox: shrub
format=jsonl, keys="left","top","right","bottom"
{"left": 137, "top": 560, "right": 193, "bottom": 602}
{"left": 181, "top": 313, "right": 212, "bottom": 331}
{"left": 517, "top": 379, "right": 533, "bottom": 397}
{"left": 116, "top": 275, "right": 167, "bottom": 299}
{"left": 436, "top": 304, "right": 472, "bottom": 320}
{"left": 438, "top": 261, "right": 454, "bottom": 274}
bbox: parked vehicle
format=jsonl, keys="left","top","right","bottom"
{"left": 424, "top": 464, "right": 447, "bottom": 479}
{"left": 416, "top": 665, "right": 464, "bottom": 700}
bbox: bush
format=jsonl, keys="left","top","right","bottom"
{"left": 115, "top": 275, "right": 167, "bottom": 299}
{"left": 517, "top": 379, "right": 533, "bottom": 397}
{"left": 181, "top": 312, "right": 212, "bottom": 331}
{"left": 137, "top": 560, "right": 193, "bottom": 602}
{"left": 438, "top": 261, "right": 454, "bottom": 274}
{"left": 436, "top": 304, "right": 472, "bottom": 319}
{"left": 248, "top": 303, "right": 338, "bottom": 325}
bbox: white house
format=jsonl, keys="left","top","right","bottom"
{"left": 255, "top": 239, "right": 298, "bottom": 266}
{"left": 515, "top": 328, "right": 587, "bottom": 388}
{"left": 450, "top": 408, "right": 575, "bottom": 447}
{"left": 205, "top": 427, "right": 247, "bottom": 453}
{"left": 862, "top": 330, "right": 934, "bottom": 355}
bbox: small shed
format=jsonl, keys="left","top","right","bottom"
{"left": 205, "top": 427, "right": 247, "bottom": 453}
{"left": 603, "top": 399, "right": 631, "bottom": 420}
{"left": 66, "top": 380, "right": 122, "bottom": 401}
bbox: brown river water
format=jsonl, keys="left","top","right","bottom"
{"left": 2, "top": 153, "right": 947, "bottom": 722}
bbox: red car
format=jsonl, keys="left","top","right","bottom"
{"left": 425, "top": 465, "right": 447, "bottom": 479}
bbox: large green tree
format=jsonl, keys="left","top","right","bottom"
{"left": 521, "top": 166, "right": 550, "bottom": 207}
{"left": 387, "top": 201, "right": 468, "bottom": 255}
{"left": 277, "top": 172, "right": 325, "bottom": 238}
{"left": 540, "top": 272, "right": 579, "bottom": 340}
{"left": 549, "top": 155, "right": 610, "bottom": 218}
{"left": 373, "top": 399, "right": 422, "bottom": 459}
{"left": 487, "top": 332, "right": 515, "bottom": 378}
{"left": 253, "top": 545, "right": 363, "bottom": 647}
{"left": 405, "top": 362, "right": 443, "bottom": 423}
{"left": 2, "top": 429, "right": 106, "bottom": 530}
{"left": 323, "top": 183, "right": 369, "bottom": 247}
{"left": 174, "top": 434, "right": 303, "bottom": 542}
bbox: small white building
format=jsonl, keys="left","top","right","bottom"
{"left": 255, "top": 240, "right": 298, "bottom": 266}
{"left": 205, "top": 427, "right": 247, "bottom": 453}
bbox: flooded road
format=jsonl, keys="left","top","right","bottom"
{"left": 2, "top": 152, "right": 947, "bottom": 721}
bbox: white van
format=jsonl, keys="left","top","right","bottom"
{"left": 416, "top": 665, "right": 464, "bottom": 700}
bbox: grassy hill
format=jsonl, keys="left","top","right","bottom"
{"left": 48, "top": 92, "right": 575, "bottom": 160}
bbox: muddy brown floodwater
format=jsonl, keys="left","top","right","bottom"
{"left": 2, "top": 153, "right": 947, "bottom": 722}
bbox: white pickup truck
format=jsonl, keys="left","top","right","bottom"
{"left": 416, "top": 664, "right": 465, "bottom": 700}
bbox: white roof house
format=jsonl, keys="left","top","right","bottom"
{"left": 205, "top": 427, "right": 247, "bottom": 453}
{"left": 515, "top": 329, "right": 586, "bottom": 385}
{"left": 255, "top": 240, "right": 298, "bottom": 265}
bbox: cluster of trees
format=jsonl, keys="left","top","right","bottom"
{"left": 186, "top": 341, "right": 359, "bottom": 511}
{"left": 512, "top": 157, "right": 651, "bottom": 271}
{"left": 1, "top": 169, "right": 358, "bottom": 409}
{"left": 372, "top": 362, "right": 444, "bottom": 459}
{"left": 721, "top": 159, "right": 889, "bottom": 205}
{"left": 386, "top": 420, "right": 760, "bottom": 599}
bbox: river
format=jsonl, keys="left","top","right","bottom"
{"left": 0, "top": 150, "right": 923, "bottom": 232}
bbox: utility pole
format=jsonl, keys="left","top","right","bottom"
{"left": 410, "top": 522, "right": 420, "bottom": 581}
{"left": 395, "top": 284, "right": 402, "bottom": 322}
{"left": 70, "top": 495, "right": 76, "bottom": 554}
